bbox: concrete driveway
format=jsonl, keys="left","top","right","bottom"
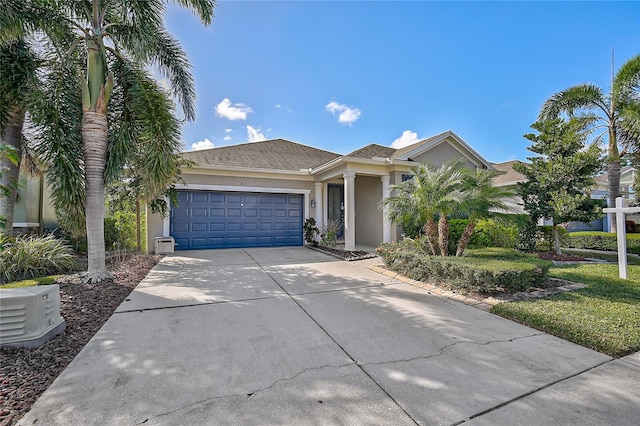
{"left": 19, "top": 247, "right": 640, "bottom": 425}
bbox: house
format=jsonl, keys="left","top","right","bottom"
{"left": 146, "top": 130, "right": 494, "bottom": 251}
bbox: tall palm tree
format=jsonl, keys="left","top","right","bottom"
{"left": 3, "top": 1, "right": 215, "bottom": 282}
{"left": 383, "top": 161, "right": 466, "bottom": 256}
{"left": 455, "top": 168, "right": 515, "bottom": 256}
{"left": 539, "top": 54, "right": 640, "bottom": 232}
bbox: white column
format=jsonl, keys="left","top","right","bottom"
{"left": 314, "top": 182, "right": 324, "bottom": 233}
{"left": 343, "top": 171, "right": 356, "bottom": 251}
{"left": 381, "top": 175, "right": 391, "bottom": 243}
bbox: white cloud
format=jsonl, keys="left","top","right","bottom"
{"left": 215, "top": 98, "right": 253, "bottom": 120}
{"left": 390, "top": 130, "right": 421, "bottom": 149}
{"left": 191, "top": 138, "right": 215, "bottom": 151}
{"left": 325, "top": 101, "right": 361, "bottom": 125}
{"left": 223, "top": 135, "right": 232, "bottom": 141}
{"left": 247, "top": 125, "right": 266, "bottom": 142}
{"left": 275, "top": 104, "right": 281, "bottom": 108}
{"left": 225, "top": 128, "right": 232, "bottom": 133}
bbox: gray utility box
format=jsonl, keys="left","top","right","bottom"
{"left": 155, "top": 237, "right": 176, "bottom": 254}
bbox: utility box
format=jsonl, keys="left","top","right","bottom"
{"left": 0, "top": 284, "right": 66, "bottom": 349}
{"left": 155, "top": 237, "right": 175, "bottom": 254}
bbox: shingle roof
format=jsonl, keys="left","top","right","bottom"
{"left": 491, "top": 160, "right": 527, "bottom": 186}
{"left": 346, "top": 144, "right": 397, "bottom": 159}
{"left": 182, "top": 139, "right": 341, "bottom": 171}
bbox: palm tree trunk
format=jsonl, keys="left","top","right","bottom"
{"left": 423, "top": 219, "right": 440, "bottom": 255}
{"left": 456, "top": 220, "right": 475, "bottom": 257}
{"left": 82, "top": 111, "right": 113, "bottom": 282}
{"left": 607, "top": 144, "right": 621, "bottom": 234}
{"left": 0, "top": 107, "right": 26, "bottom": 236}
{"left": 438, "top": 215, "right": 450, "bottom": 256}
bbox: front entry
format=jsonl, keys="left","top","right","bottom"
{"left": 327, "top": 184, "right": 344, "bottom": 239}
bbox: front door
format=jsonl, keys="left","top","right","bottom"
{"left": 327, "top": 184, "right": 344, "bottom": 239}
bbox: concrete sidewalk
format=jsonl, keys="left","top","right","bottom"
{"left": 18, "top": 247, "right": 640, "bottom": 425}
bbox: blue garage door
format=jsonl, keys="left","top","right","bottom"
{"left": 170, "top": 191, "right": 303, "bottom": 250}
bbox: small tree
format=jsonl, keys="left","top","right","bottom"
{"left": 514, "top": 118, "right": 605, "bottom": 255}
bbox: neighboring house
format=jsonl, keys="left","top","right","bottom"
{"left": 146, "top": 130, "right": 494, "bottom": 251}
{"left": 7, "top": 170, "right": 57, "bottom": 235}
{"left": 491, "top": 161, "right": 638, "bottom": 232}
{"left": 490, "top": 160, "right": 527, "bottom": 215}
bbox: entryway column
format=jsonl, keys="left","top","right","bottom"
{"left": 314, "top": 182, "right": 324, "bottom": 232}
{"left": 381, "top": 175, "right": 391, "bottom": 242}
{"left": 343, "top": 171, "right": 356, "bottom": 251}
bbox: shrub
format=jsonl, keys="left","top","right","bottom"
{"left": 447, "top": 218, "right": 519, "bottom": 254}
{"left": 565, "top": 231, "right": 640, "bottom": 254}
{"left": 376, "top": 240, "right": 550, "bottom": 294}
{"left": 303, "top": 218, "right": 319, "bottom": 246}
{"left": 537, "top": 225, "right": 568, "bottom": 252}
{"left": 0, "top": 235, "right": 78, "bottom": 283}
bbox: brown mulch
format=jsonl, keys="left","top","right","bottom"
{"left": 308, "top": 245, "right": 377, "bottom": 261}
{"left": 536, "top": 251, "right": 588, "bottom": 262}
{"left": 0, "top": 254, "right": 162, "bottom": 426}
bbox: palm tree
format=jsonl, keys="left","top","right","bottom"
{"left": 3, "top": 1, "right": 215, "bottom": 282}
{"left": 383, "top": 161, "right": 466, "bottom": 256}
{"left": 455, "top": 169, "right": 515, "bottom": 256}
{"left": 539, "top": 54, "right": 640, "bottom": 232}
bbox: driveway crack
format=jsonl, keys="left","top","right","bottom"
{"left": 134, "top": 362, "right": 355, "bottom": 425}
{"left": 360, "top": 332, "right": 545, "bottom": 367}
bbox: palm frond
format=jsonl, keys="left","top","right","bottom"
{"left": 171, "top": 0, "right": 216, "bottom": 25}
{"left": 539, "top": 83, "right": 608, "bottom": 120}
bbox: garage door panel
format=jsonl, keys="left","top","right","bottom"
{"left": 191, "top": 222, "right": 207, "bottom": 232}
{"left": 171, "top": 191, "right": 303, "bottom": 249}
{"left": 227, "top": 222, "right": 242, "bottom": 232}
{"left": 210, "top": 223, "right": 225, "bottom": 232}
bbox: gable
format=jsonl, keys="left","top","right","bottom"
{"left": 391, "top": 131, "right": 493, "bottom": 170}
{"left": 410, "top": 141, "right": 476, "bottom": 169}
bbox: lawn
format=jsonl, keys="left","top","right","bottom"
{"left": 492, "top": 263, "right": 640, "bottom": 358}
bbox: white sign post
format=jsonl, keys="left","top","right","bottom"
{"left": 602, "top": 197, "right": 640, "bottom": 279}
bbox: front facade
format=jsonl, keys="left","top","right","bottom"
{"left": 146, "top": 131, "right": 494, "bottom": 252}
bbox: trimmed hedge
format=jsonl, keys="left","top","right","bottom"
{"left": 565, "top": 231, "right": 640, "bottom": 255}
{"left": 376, "top": 240, "right": 550, "bottom": 294}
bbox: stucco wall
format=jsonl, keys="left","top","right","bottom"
{"left": 13, "top": 175, "right": 41, "bottom": 224}
{"left": 355, "top": 175, "right": 383, "bottom": 247}
{"left": 412, "top": 141, "right": 476, "bottom": 168}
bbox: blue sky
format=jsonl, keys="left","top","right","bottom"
{"left": 166, "top": 1, "right": 640, "bottom": 163}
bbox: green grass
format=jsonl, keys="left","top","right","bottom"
{"left": 492, "top": 263, "right": 640, "bottom": 357}
{"left": 0, "top": 275, "right": 61, "bottom": 289}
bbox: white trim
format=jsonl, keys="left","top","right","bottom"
{"left": 12, "top": 222, "right": 39, "bottom": 228}
{"left": 164, "top": 185, "right": 311, "bottom": 237}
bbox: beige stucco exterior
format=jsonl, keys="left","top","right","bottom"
{"left": 15, "top": 131, "right": 497, "bottom": 252}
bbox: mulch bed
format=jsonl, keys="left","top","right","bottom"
{"left": 536, "top": 251, "right": 588, "bottom": 262}
{"left": 307, "top": 245, "right": 377, "bottom": 261}
{"left": 0, "top": 254, "right": 162, "bottom": 426}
